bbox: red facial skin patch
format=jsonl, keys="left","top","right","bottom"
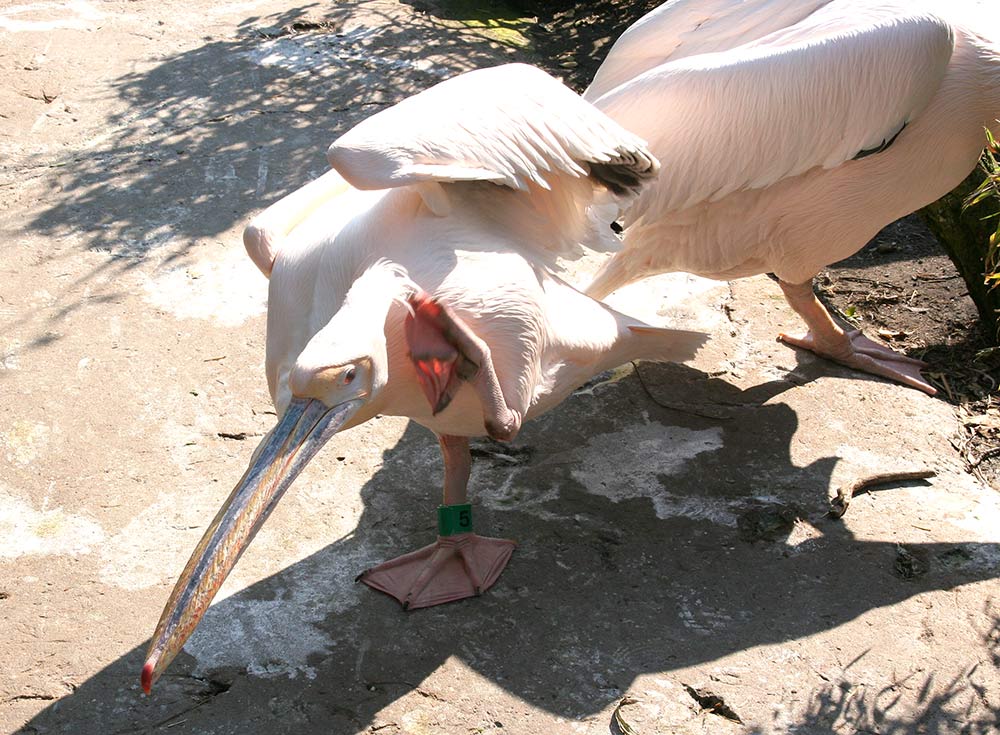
{"left": 405, "top": 291, "right": 464, "bottom": 415}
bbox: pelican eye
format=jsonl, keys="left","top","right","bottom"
{"left": 343, "top": 366, "right": 357, "bottom": 385}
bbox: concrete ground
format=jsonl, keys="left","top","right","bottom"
{"left": 1, "top": 1, "right": 998, "bottom": 733}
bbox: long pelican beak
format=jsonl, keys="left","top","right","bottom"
{"left": 141, "top": 396, "right": 362, "bottom": 694}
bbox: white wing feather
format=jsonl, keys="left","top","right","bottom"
{"left": 584, "top": 0, "right": 834, "bottom": 101}
{"left": 326, "top": 63, "right": 658, "bottom": 198}
{"left": 589, "top": 7, "right": 955, "bottom": 216}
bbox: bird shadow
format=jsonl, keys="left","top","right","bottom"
{"left": 18, "top": 364, "right": 999, "bottom": 734}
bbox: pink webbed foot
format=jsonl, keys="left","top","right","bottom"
{"left": 358, "top": 533, "right": 516, "bottom": 610}
{"left": 778, "top": 328, "right": 936, "bottom": 395}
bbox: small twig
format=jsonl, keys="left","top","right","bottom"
{"left": 612, "top": 696, "right": 639, "bottom": 735}
{"left": 836, "top": 275, "right": 882, "bottom": 286}
{"left": 969, "top": 445, "right": 1000, "bottom": 469}
{"left": 217, "top": 431, "right": 252, "bottom": 440}
{"left": 829, "top": 470, "right": 936, "bottom": 518}
{"left": 683, "top": 684, "right": 743, "bottom": 724}
{"left": 939, "top": 373, "right": 955, "bottom": 402}
{"left": 926, "top": 372, "right": 955, "bottom": 402}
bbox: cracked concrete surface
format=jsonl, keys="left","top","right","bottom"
{"left": 1, "top": 1, "right": 999, "bottom": 733}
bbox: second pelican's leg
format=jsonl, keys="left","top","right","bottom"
{"left": 776, "top": 278, "right": 936, "bottom": 395}
{"left": 357, "top": 435, "right": 516, "bottom": 610}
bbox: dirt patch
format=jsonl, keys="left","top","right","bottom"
{"left": 816, "top": 217, "right": 1000, "bottom": 489}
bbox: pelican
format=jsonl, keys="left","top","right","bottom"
{"left": 582, "top": 0, "right": 1000, "bottom": 395}
{"left": 141, "top": 63, "right": 705, "bottom": 694}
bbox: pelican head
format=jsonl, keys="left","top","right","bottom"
{"left": 141, "top": 261, "right": 413, "bottom": 694}
{"left": 287, "top": 324, "right": 385, "bottom": 414}
{"left": 283, "top": 257, "right": 417, "bottom": 412}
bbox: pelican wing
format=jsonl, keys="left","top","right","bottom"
{"left": 585, "top": 0, "right": 834, "bottom": 101}
{"left": 589, "top": 6, "right": 955, "bottom": 215}
{"left": 326, "top": 63, "right": 658, "bottom": 199}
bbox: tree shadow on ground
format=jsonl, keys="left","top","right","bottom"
{"left": 520, "top": 0, "right": 662, "bottom": 91}
{"left": 29, "top": 1, "right": 525, "bottom": 260}
{"left": 788, "top": 650, "right": 1000, "bottom": 735}
{"left": 19, "top": 365, "right": 999, "bottom": 734}
{"left": 15, "top": 1, "right": 526, "bottom": 337}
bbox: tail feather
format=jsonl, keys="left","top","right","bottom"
{"left": 627, "top": 325, "right": 708, "bottom": 365}
{"left": 585, "top": 250, "right": 637, "bottom": 299}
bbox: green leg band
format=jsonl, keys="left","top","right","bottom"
{"left": 438, "top": 503, "right": 473, "bottom": 536}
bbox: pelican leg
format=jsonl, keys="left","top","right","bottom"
{"left": 775, "top": 278, "right": 936, "bottom": 395}
{"left": 358, "top": 435, "right": 516, "bottom": 610}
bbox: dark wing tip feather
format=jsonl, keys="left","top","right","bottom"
{"left": 587, "top": 146, "right": 660, "bottom": 196}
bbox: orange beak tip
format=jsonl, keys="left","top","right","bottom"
{"left": 141, "top": 661, "right": 154, "bottom": 695}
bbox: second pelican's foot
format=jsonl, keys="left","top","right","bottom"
{"left": 358, "top": 534, "right": 516, "bottom": 610}
{"left": 778, "top": 328, "right": 936, "bottom": 395}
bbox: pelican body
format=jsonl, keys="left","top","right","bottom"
{"left": 141, "top": 64, "right": 704, "bottom": 693}
{"left": 583, "top": 0, "right": 1000, "bottom": 393}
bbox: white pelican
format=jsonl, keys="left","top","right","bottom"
{"left": 140, "top": 63, "right": 705, "bottom": 693}
{"left": 583, "top": 0, "right": 1000, "bottom": 394}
